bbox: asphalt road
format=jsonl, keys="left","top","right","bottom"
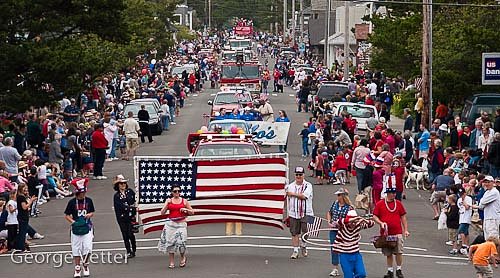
{"left": 0, "top": 82, "right": 482, "bottom": 278}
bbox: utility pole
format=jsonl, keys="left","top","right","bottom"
{"left": 283, "top": 0, "right": 287, "bottom": 36}
{"left": 299, "top": 0, "right": 304, "bottom": 42}
{"left": 324, "top": 0, "right": 331, "bottom": 66}
{"left": 292, "top": 0, "right": 296, "bottom": 45}
{"left": 343, "top": 1, "right": 350, "bottom": 80}
{"left": 421, "top": 0, "right": 432, "bottom": 128}
{"left": 208, "top": 0, "right": 212, "bottom": 30}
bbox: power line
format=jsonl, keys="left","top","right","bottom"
{"left": 348, "top": 0, "right": 500, "bottom": 8}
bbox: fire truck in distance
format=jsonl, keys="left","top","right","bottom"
{"left": 220, "top": 59, "right": 261, "bottom": 94}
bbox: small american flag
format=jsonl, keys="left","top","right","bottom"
{"left": 135, "top": 155, "right": 288, "bottom": 234}
{"left": 307, "top": 215, "right": 323, "bottom": 238}
{"left": 414, "top": 77, "right": 423, "bottom": 92}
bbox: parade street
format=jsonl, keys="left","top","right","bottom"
{"left": 0, "top": 83, "right": 481, "bottom": 278}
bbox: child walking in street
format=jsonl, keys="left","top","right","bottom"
{"left": 468, "top": 236, "right": 499, "bottom": 278}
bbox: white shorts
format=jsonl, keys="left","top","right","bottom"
{"left": 71, "top": 230, "right": 94, "bottom": 257}
{"left": 0, "top": 229, "right": 7, "bottom": 238}
{"left": 483, "top": 219, "right": 500, "bottom": 239}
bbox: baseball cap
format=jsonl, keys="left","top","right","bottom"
{"left": 484, "top": 175, "right": 495, "bottom": 182}
{"left": 294, "top": 166, "right": 305, "bottom": 174}
{"left": 384, "top": 187, "right": 397, "bottom": 193}
{"left": 334, "top": 188, "right": 348, "bottom": 195}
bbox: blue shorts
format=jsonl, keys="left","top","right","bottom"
{"left": 458, "top": 223, "right": 469, "bottom": 235}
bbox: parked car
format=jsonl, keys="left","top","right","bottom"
{"left": 331, "top": 102, "right": 378, "bottom": 135}
{"left": 123, "top": 101, "right": 163, "bottom": 135}
{"left": 312, "top": 81, "right": 349, "bottom": 109}
{"left": 461, "top": 93, "right": 500, "bottom": 126}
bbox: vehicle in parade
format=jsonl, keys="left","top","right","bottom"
{"left": 191, "top": 133, "right": 260, "bottom": 157}
{"left": 220, "top": 62, "right": 261, "bottom": 93}
{"left": 227, "top": 38, "right": 252, "bottom": 51}
{"left": 330, "top": 102, "right": 378, "bottom": 135}
{"left": 123, "top": 99, "right": 163, "bottom": 135}
{"left": 222, "top": 50, "right": 254, "bottom": 63}
{"left": 207, "top": 89, "right": 253, "bottom": 118}
{"left": 171, "top": 63, "right": 197, "bottom": 78}
{"left": 208, "top": 119, "right": 250, "bottom": 134}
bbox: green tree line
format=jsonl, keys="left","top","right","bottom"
{"left": 367, "top": 0, "right": 500, "bottom": 104}
{"left": 0, "top": 0, "right": 178, "bottom": 113}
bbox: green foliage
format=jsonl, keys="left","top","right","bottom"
{"left": 176, "top": 25, "right": 197, "bottom": 41}
{"left": 392, "top": 90, "right": 417, "bottom": 117}
{"left": 367, "top": 1, "right": 500, "bottom": 103}
{"left": 0, "top": 0, "right": 177, "bottom": 113}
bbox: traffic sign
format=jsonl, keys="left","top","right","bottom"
{"left": 482, "top": 53, "right": 500, "bottom": 85}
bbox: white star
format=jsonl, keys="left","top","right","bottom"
{"left": 186, "top": 192, "right": 191, "bottom": 196}
{"left": 188, "top": 163, "right": 193, "bottom": 168}
{"left": 180, "top": 185, "right": 186, "bottom": 190}
{"left": 153, "top": 169, "right": 159, "bottom": 174}
{"left": 154, "top": 162, "right": 159, "bottom": 168}
{"left": 168, "top": 162, "right": 173, "bottom": 167}
{"left": 140, "top": 169, "right": 146, "bottom": 174}
{"left": 153, "top": 184, "right": 158, "bottom": 189}
{"left": 167, "top": 176, "right": 172, "bottom": 181}
{"left": 180, "top": 176, "right": 186, "bottom": 182}
{"left": 159, "top": 191, "right": 164, "bottom": 196}
{"left": 161, "top": 163, "right": 166, "bottom": 168}
{"left": 167, "top": 169, "right": 173, "bottom": 174}
{"left": 187, "top": 170, "right": 193, "bottom": 175}
{"left": 153, "top": 176, "right": 158, "bottom": 181}
{"left": 187, "top": 177, "right": 192, "bottom": 182}
{"left": 146, "top": 176, "right": 152, "bottom": 181}
{"left": 180, "top": 192, "right": 185, "bottom": 196}
{"left": 160, "top": 184, "right": 165, "bottom": 189}
{"left": 181, "top": 169, "right": 186, "bottom": 175}
{"left": 174, "top": 176, "right": 179, "bottom": 181}
{"left": 140, "top": 176, "right": 145, "bottom": 181}
{"left": 174, "top": 163, "right": 180, "bottom": 168}
{"left": 146, "top": 184, "right": 152, "bottom": 189}
{"left": 145, "top": 191, "right": 151, "bottom": 196}
{"left": 145, "top": 198, "right": 150, "bottom": 203}
{"left": 167, "top": 185, "right": 172, "bottom": 189}
{"left": 174, "top": 169, "right": 179, "bottom": 174}
{"left": 147, "top": 162, "right": 153, "bottom": 167}
{"left": 160, "top": 169, "right": 166, "bottom": 174}
{"left": 140, "top": 198, "right": 144, "bottom": 202}
{"left": 159, "top": 197, "right": 164, "bottom": 202}
{"left": 181, "top": 163, "right": 186, "bottom": 168}
{"left": 152, "top": 191, "right": 158, "bottom": 196}
{"left": 187, "top": 185, "right": 192, "bottom": 190}
{"left": 147, "top": 169, "right": 152, "bottom": 174}
{"left": 152, "top": 197, "right": 157, "bottom": 203}
{"left": 160, "top": 176, "right": 165, "bottom": 181}
{"left": 140, "top": 184, "right": 145, "bottom": 189}
{"left": 140, "top": 162, "right": 146, "bottom": 167}
{"left": 166, "top": 191, "right": 171, "bottom": 196}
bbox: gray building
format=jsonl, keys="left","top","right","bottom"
{"left": 307, "top": 0, "right": 342, "bottom": 59}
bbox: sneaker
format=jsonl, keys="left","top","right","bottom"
{"left": 97, "top": 176, "right": 108, "bottom": 180}
{"left": 459, "top": 247, "right": 468, "bottom": 255}
{"left": 171, "top": 122, "right": 176, "bottom": 125}
{"left": 82, "top": 264, "right": 90, "bottom": 277}
{"left": 127, "top": 252, "right": 136, "bottom": 258}
{"left": 92, "top": 176, "right": 99, "bottom": 180}
{"left": 290, "top": 251, "right": 299, "bottom": 259}
{"left": 329, "top": 269, "right": 340, "bottom": 276}
{"left": 383, "top": 271, "right": 394, "bottom": 278}
{"left": 106, "top": 158, "right": 112, "bottom": 162}
{"left": 56, "top": 194, "right": 65, "bottom": 200}
{"left": 395, "top": 269, "right": 404, "bottom": 278}
{"left": 301, "top": 246, "right": 308, "bottom": 257}
{"left": 448, "top": 249, "right": 458, "bottom": 255}
{"left": 32, "top": 233, "right": 45, "bottom": 240}
{"left": 445, "top": 241, "right": 453, "bottom": 246}
{"left": 74, "top": 266, "right": 82, "bottom": 278}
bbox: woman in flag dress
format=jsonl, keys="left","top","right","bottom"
{"left": 158, "top": 185, "right": 194, "bottom": 269}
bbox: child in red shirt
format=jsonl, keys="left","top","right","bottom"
{"left": 332, "top": 150, "right": 349, "bottom": 185}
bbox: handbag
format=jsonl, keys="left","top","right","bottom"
{"left": 372, "top": 230, "right": 398, "bottom": 249}
{"left": 437, "top": 210, "right": 447, "bottom": 230}
{"left": 72, "top": 216, "right": 90, "bottom": 235}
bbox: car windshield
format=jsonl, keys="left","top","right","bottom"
{"left": 235, "top": 92, "right": 252, "bottom": 102}
{"left": 214, "top": 93, "right": 239, "bottom": 105}
{"left": 208, "top": 122, "right": 248, "bottom": 132}
{"left": 338, "top": 105, "right": 374, "bottom": 118}
{"left": 230, "top": 40, "right": 250, "bottom": 48}
{"left": 224, "top": 53, "right": 236, "bottom": 60}
{"left": 317, "top": 84, "right": 349, "bottom": 99}
{"left": 195, "top": 144, "right": 257, "bottom": 157}
{"left": 124, "top": 104, "right": 157, "bottom": 117}
{"left": 222, "top": 65, "right": 260, "bottom": 79}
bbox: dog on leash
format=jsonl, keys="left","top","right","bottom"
{"left": 405, "top": 165, "right": 429, "bottom": 190}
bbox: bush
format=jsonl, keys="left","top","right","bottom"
{"left": 392, "top": 89, "right": 417, "bottom": 118}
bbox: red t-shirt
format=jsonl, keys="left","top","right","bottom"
{"left": 373, "top": 199, "right": 406, "bottom": 235}
{"left": 393, "top": 166, "right": 405, "bottom": 193}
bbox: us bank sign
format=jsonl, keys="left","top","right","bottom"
{"left": 482, "top": 53, "right": 500, "bottom": 85}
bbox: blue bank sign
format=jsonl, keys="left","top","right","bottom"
{"left": 482, "top": 53, "right": 500, "bottom": 85}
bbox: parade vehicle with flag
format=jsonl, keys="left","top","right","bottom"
{"left": 207, "top": 88, "right": 254, "bottom": 119}
{"left": 134, "top": 153, "right": 288, "bottom": 234}
{"left": 222, "top": 50, "right": 254, "bottom": 63}
{"left": 227, "top": 38, "right": 252, "bottom": 51}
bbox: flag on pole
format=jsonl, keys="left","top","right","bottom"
{"left": 414, "top": 77, "right": 423, "bottom": 92}
{"left": 135, "top": 155, "right": 288, "bottom": 234}
{"left": 306, "top": 215, "right": 322, "bottom": 238}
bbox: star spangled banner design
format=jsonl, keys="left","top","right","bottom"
{"left": 134, "top": 154, "right": 289, "bottom": 234}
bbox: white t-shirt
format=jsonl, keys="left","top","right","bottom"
{"left": 6, "top": 200, "right": 18, "bottom": 225}
{"left": 458, "top": 195, "right": 472, "bottom": 224}
{"left": 285, "top": 180, "right": 313, "bottom": 219}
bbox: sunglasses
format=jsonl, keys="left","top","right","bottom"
{"left": 295, "top": 174, "right": 304, "bottom": 176}
{"left": 172, "top": 190, "right": 180, "bottom": 193}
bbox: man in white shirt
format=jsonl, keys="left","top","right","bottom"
{"left": 284, "top": 166, "right": 313, "bottom": 259}
{"left": 122, "top": 111, "right": 140, "bottom": 161}
{"left": 476, "top": 176, "right": 500, "bottom": 239}
{"left": 258, "top": 100, "right": 274, "bottom": 122}
{"left": 367, "top": 80, "right": 378, "bottom": 98}
{"left": 457, "top": 188, "right": 472, "bottom": 254}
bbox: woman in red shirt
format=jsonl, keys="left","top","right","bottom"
{"left": 159, "top": 185, "right": 194, "bottom": 269}
{"left": 91, "top": 124, "right": 108, "bottom": 179}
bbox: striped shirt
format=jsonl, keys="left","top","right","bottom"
{"left": 332, "top": 218, "right": 375, "bottom": 253}
{"left": 285, "top": 181, "right": 312, "bottom": 219}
